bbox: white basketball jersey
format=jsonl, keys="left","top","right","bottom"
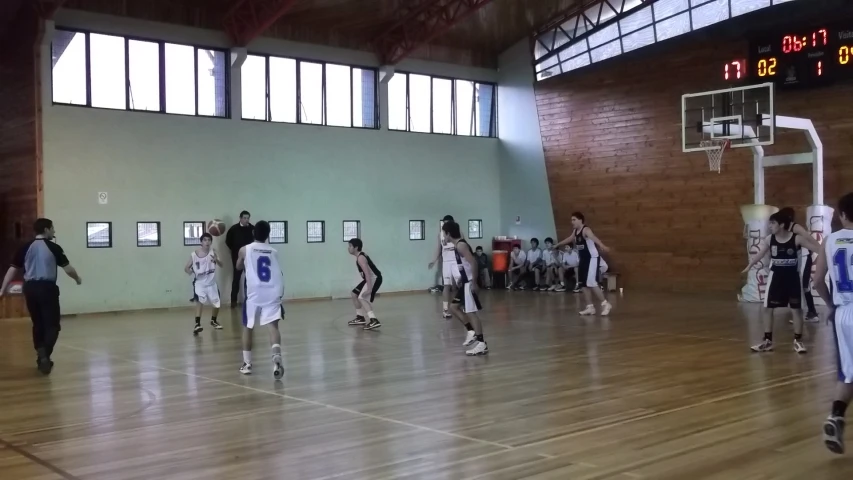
{"left": 441, "top": 237, "right": 456, "bottom": 262}
{"left": 826, "top": 229, "right": 853, "bottom": 307}
{"left": 191, "top": 250, "right": 217, "bottom": 287}
{"left": 243, "top": 242, "right": 284, "bottom": 305}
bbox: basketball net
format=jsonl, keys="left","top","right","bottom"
{"left": 700, "top": 139, "right": 729, "bottom": 174}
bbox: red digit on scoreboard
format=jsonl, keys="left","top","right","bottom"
{"left": 817, "top": 60, "right": 823, "bottom": 76}
{"left": 783, "top": 35, "right": 792, "bottom": 53}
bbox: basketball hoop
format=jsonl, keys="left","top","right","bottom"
{"left": 700, "top": 139, "right": 729, "bottom": 173}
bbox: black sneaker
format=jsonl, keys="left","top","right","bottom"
{"left": 193, "top": 324, "right": 203, "bottom": 335}
{"left": 211, "top": 320, "right": 223, "bottom": 330}
{"left": 348, "top": 316, "right": 367, "bottom": 326}
{"left": 364, "top": 318, "right": 381, "bottom": 330}
{"left": 37, "top": 357, "right": 52, "bottom": 375}
{"left": 824, "top": 415, "right": 846, "bottom": 454}
{"left": 572, "top": 284, "right": 582, "bottom": 293}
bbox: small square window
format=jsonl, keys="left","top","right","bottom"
{"left": 137, "top": 221, "right": 161, "bottom": 247}
{"left": 343, "top": 220, "right": 360, "bottom": 242}
{"left": 468, "top": 219, "right": 483, "bottom": 239}
{"left": 269, "top": 221, "right": 288, "bottom": 244}
{"left": 409, "top": 220, "right": 425, "bottom": 240}
{"left": 184, "top": 221, "right": 205, "bottom": 246}
{"left": 87, "top": 222, "right": 112, "bottom": 248}
{"left": 307, "top": 221, "right": 325, "bottom": 243}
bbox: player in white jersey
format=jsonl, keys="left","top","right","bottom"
{"left": 443, "top": 221, "right": 488, "bottom": 355}
{"left": 184, "top": 233, "right": 223, "bottom": 335}
{"left": 814, "top": 192, "right": 853, "bottom": 454}
{"left": 235, "top": 221, "right": 285, "bottom": 379}
{"left": 429, "top": 215, "right": 456, "bottom": 318}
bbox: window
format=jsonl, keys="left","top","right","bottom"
{"left": 468, "top": 219, "right": 483, "bottom": 239}
{"left": 388, "top": 72, "right": 497, "bottom": 137}
{"left": 343, "top": 221, "right": 360, "bottom": 242}
{"left": 307, "top": 221, "right": 325, "bottom": 243}
{"left": 242, "top": 53, "right": 378, "bottom": 128}
{"left": 184, "top": 221, "right": 204, "bottom": 246}
{"left": 533, "top": 0, "right": 795, "bottom": 80}
{"left": 87, "top": 222, "right": 112, "bottom": 248}
{"left": 51, "top": 28, "right": 228, "bottom": 118}
{"left": 409, "top": 220, "right": 425, "bottom": 240}
{"left": 269, "top": 221, "right": 288, "bottom": 244}
{"left": 137, "top": 222, "right": 161, "bottom": 247}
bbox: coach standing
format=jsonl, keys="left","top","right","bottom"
{"left": 0, "top": 218, "right": 81, "bottom": 375}
{"left": 225, "top": 210, "right": 253, "bottom": 306}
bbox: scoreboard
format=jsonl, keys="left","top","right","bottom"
{"left": 724, "top": 22, "right": 853, "bottom": 87}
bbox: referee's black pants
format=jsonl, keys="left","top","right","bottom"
{"left": 23, "top": 281, "right": 61, "bottom": 359}
{"left": 230, "top": 255, "right": 244, "bottom": 304}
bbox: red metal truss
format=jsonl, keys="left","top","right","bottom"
{"left": 34, "top": 0, "right": 67, "bottom": 19}
{"left": 223, "top": 0, "right": 299, "bottom": 47}
{"left": 374, "top": 0, "right": 496, "bottom": 65}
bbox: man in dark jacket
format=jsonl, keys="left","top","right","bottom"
{"left": 225, "top": 210, "right": 254, "bottom": 306}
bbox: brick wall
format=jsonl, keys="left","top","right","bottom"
{"left": 535, "top": 36, "right": 853, "bottom": 293}
{"left": 0, "top": 7, "right": 39, "bottom": 264}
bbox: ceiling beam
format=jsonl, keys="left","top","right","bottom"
{"left": 223, "top": 0, "right": 299, "bottom": 47}
{"left": 373, "top": 0, "right": 496, "bottom": 65}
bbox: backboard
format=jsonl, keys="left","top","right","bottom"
{"left": 682, "top": 83, "right": 775, "bottom": 153}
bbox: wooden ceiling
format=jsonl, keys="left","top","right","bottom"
{"left": 60, "top": 0, "right": 579, "bottom": 67}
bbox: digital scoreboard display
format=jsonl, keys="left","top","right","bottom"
{"left": 725, "top": 22, "right": 853, "bottom": 87}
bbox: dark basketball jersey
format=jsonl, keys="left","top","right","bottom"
{"left": 574, "top": 226, "right": 599, "bottom": 259}
{"left": 357, "top": 252, "right": 382, "bottom": 279}
{"left": 769, "top": 233, "right": 798, "bottom": 272}
{"left": 453, "top": 239, "right": 474, "bottom": 284}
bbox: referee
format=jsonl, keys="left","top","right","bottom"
{"left": 0, "top": 218, "right": 81, "bottom": 374}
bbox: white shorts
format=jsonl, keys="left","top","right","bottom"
{"left": 242, "top": 300, "right": 283, "bottom": 329}
{"left": 452, "top": 282, "right": 482, "bottom": 314}
{"left": 194, "top": 283, "right": 220, "bottom": 308}
{"left": 835, "top": 305, "right": 853, "bottom": 384}
{"left": 442, "top": 261, "right": 456, "bottom": 285}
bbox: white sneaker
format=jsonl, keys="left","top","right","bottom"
{"left": 466, "top": 341, "right": 489, "bottom": 356}
{"left": 579, "top": 305, "right": 596, "bottom": 315}
{"left": 793, "top": 339, "right": 808, "bottom": 354}
{"left": 600, "top": 301, "right": 612, "bottom": 316}
{"left": 548, "top": 285, "right": 558, "bottom": 291}
{"left": 442, "top": 309, "right": 452, "bottom": 319}
{"left": 463, "top": 330, "right": 477, "bottom": 347}
{"left": 239, "top": 362, "right": 252, "bottom": 375}
{"left": 272, "top": 355, "right": 284, "bottom": 379}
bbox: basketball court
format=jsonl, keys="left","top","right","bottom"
{"left": 2, "top": 0, "right": 853, "bottom": 478}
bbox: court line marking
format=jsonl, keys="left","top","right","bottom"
{"left": 60, "top": 344, "right": 516, "bottom": 452}
{"left": 0, "top": 437, "right": 82, "bottom": 480}
{"left": 517, "top": 369, "right": 835, "bottom": 450}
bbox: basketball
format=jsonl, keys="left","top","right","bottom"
{"left": 207, "top": 219, "right": 226, "bottom": 237}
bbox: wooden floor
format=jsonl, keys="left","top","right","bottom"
{"left": 1, "top": 290, "right": 851, "bottom": 479}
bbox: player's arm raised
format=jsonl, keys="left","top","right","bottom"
{"left": 357, "top": 255, "right": 373, "bottom": 292}
{"left": 742, "top": 236, "right": 771, "bottom": 273}
{"left": 211, "top": 249, "right": 224, "bottom": 267}
{"left": 458, "top": 242, "right": 479, "bottom": 291}
{"left": 584, "top": 228, "right": 611, "bottom": 254}
{"left": 235, "top": 246, "right": 247, "bottom": 271}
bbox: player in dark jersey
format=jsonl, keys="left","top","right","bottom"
{"left": 779, "top": 207, "right": 820, "bottom": 322}
{"left": 347, "top": 238, "right": 383, "bottom": 330}
{"left": 743, "top": 212, "right": 821, "bottom": 353}
{"left": 554, "top": 212, "right": 613, "bottom": 315}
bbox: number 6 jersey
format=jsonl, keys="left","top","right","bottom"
{"left": 826, "top": 229, "right": 853, "bottom": 307}
{"left": 244, "top": 242, "right": 284, "bottom": 305}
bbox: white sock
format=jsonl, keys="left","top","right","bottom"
{"left": 601, "top": 300, "right": 609, "bottom": 305}
{"left": 586, "top": 304, "right": 594, "bottom": 309}
{"left": 442, "top": 301, "right": 449, "bottom": 310}
{"left": 356, "top": 309, "right": 365, "bottom": 317}
{"left": 271, "top": 343, "right": 281, "bottom": 356}
{"left": 367, "top": 311, "right": 376, "bottom": 319}
{"left": 242, "top": 350, "right": 252, "bottom": 364}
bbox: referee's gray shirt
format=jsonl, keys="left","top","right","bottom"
{"left": 11, "top": 238, "right": 70, "bottom": 282}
